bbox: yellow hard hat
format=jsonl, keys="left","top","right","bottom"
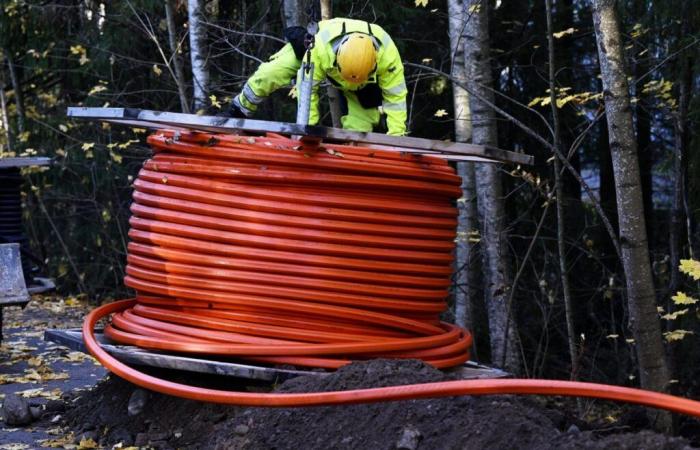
{"left": 336, "top": 33, "right": 377, "bottom": 84}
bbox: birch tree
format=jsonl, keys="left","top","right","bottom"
{"left": 4, "top": 50, "right": 24, "bottom": 133}
{"left": 0, "top": 69, "right": 12, "bottom": 152}
{"left": 282, "top": 0, "right": 305, "bottom": 27}
{"left": 447, "top": 0, "right": 478, "bottom": 338}
{"left": 188, "top": 0, "right": 209, "bottom": 111}
{"left": 591, "top": 0, "right": 671, "bottom": 422}
{"left": 464, "top": 0, "right": 519, "bottom": 371}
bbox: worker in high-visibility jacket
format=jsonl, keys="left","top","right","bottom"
{"left": 225, "top": 18, "right": 408, "bottom": 136}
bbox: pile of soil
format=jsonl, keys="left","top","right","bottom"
{"left": 62, "top": 360, "right": 696, "bottom": 450}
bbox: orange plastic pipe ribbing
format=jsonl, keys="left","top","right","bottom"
{"left": 83, "top": 130, "right": 700, "bottom": 418}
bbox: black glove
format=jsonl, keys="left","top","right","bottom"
{"left": 284, "top": 26, "right": 310, "bottom": 60}
{"left": 218, "top": 101, "right": 247, "bottom": 119}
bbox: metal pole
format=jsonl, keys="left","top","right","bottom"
{"left": 296, "top": 63, "right": 314, "bottom": 125}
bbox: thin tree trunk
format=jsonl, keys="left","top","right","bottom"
{"left": 464, "top": 0, "right": 519, "bottom": 372}
{"left": 0, "top": 76, "right": 13, "bottom": 152}
{"left": 188, "top": 0, "right": 209, "bottom": 111}
{"left": 448, "top": 0, "right": 478, "bottom": 342}
{"left": 319, "top": 0, "right": 342, "bottom": 128}
{"left": 545, "top": 0, "right": 578, "bottom": 382}
{"left": 669, "top": 6, "right": 693, "bottom": 301}
{"left": 165, "top": 0, "right": 190, "bottom": 113}
{"left": 282, "top": 0, "right": 305, "bottom": 27}
{"left": 4, "top": 50, "right": 24, "bottom": 134}
{"left": 591, "top": 0, "right": 671, "bottom": 428}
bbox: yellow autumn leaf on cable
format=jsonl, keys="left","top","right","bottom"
{"left": 672, "top": 291, "right": 699, "bottom": 305}
{"left": 415, "top": 0, "right": 429, "bottom": 7}
{"left": 153, "top": 64, "right": 163, "bottom": 76}
{"left": 434, "top": 109, "right": 448, "bottom": 118}
{"left": 209, "top": 94, "right": 222, "bottom": 108}
{"left": 81, "top": 142, "right": 95, "bottom": 151}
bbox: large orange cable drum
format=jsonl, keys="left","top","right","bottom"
{"left": 86, "top": 130, "right": 700, "bottom": 417}
{"left": 106, "top": 130, "right": 472, "bottom": 369}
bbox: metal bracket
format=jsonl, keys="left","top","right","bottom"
{"left": 66, "top": 107, "right": 533, "bottom": 165}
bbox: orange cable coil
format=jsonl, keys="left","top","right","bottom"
{"left": 84, "top": 130, "right": 700, "bottom": 418}
{"left": 104, "top": 130, "right": 471, "bottom": 369}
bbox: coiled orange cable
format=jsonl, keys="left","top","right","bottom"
{"left": 102, "top": 130, "right": 470, "bottom": 369}
{"left": 83, "top": 130, "right": 700, "bottom": 418}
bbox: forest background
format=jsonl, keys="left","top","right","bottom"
{"left": 0, "top": 0, "right": 698, "bottom": 412}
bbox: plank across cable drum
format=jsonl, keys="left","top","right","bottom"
{"left": 106, "top": 129, "right": 471, "bottom": 369}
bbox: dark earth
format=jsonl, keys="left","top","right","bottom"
{"left": 1, "top": 296, "right": 699, "bottom": 449}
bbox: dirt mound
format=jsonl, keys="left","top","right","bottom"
{"left": 61, "top": 360, "right": 696, "bottom": 450}
{"left": 63, "top": 375, "right": 239, "bottom": 449}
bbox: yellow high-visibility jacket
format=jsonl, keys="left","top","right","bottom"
{"left": 236, "top": 18, "right": 407, "bottom": 136}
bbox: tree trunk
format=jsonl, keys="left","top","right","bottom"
{"left": 669, "top": 5, "right": 693, "bottom": 303}
{"left": 0, "top": 75, "right": 12, "bottom": 152}
{"left": 282, "top": 0, "right": 305, "bottom": 27}
{"left": 4, "top": 50, "right": 25, "bottom": 134}
{"left": 188, "top": 0, "right": 209, "bottom": 111}
{"left": 448, "top": 0, "right": 479, "bottom": 344}
{"left": 165, "top": 0, "right": 190, "bottom": 113}
{"left": 591, "top": 0, "right": 670, "bottom": 427}
{"left": 319, "top": 0, "right": 342, "bottom": 128}
{"left": 545, "top": 0, "right": 578, "bottom": 382}
{"left": 464, "top": 0, "right": 519, "bottom": 372}
{"left": 636, "top": 99, "right": 654, "bottom": 240}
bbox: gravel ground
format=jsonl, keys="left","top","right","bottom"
{"left": 0, "top": 295, "right": 106, "bottom": 449}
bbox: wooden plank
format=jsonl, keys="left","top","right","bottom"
{"left": 44, "top": 328, "right": 510, "bottom": 382}
{"left": 67, "top": 107, "right": 534, "bottom": 165}
{"left": 44, "top": 329, "right": 321, "bottom": 382}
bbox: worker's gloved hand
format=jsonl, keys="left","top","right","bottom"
{"left": 219, "top": 102, "right": 248, "bottom": 119}
{"left": 284, "top": 26, "right": 310, "bottom": 60}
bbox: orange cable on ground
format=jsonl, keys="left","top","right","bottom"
{"left": 84, "top": 299, "right": 700, "bottom": 416}
{"left": 83, "top": 130, "right": 700, "bottom": 418}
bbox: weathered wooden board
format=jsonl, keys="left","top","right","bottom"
{"left": 66, "top": 107, "right": 534, "bottom": 165}
{"left": 44, "top": 328, "right": 510, "bottom": 382}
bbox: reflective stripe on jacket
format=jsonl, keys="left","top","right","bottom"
{"left": 236, "top": 43, "right": 300, "bottom": 115}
